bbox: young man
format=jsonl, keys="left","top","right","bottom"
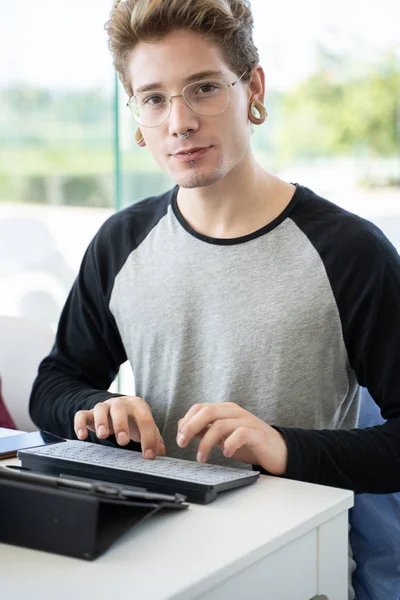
{"left": 30, "top": 1, "right": 400, "bottom": 594}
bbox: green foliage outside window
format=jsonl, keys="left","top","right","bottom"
{"left": 278, "top": 52, "right": 400, "bottom": 161}
{"left": 1, "top": 51, "right": 399, "bottom": 207}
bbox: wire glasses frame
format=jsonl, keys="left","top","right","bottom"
{"left": 127, "top": 68, "right": 250, "bottom": 128}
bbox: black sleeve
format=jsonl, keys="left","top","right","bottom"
{"left": 277, "top": 189, "right": 400, "bottom": 494}
{"left": 29, "top": 218, "right": 129, "bottom": 441}
{"left": 30, "top": 190, "right": 172, "bottom": 444}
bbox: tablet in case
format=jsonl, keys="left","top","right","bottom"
{"left": 0, "top": 466, "right": 188, "bottom": 560}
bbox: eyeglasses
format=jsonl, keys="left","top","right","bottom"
{"left": 127, "top": 69, "right": 250, "bottom": 128}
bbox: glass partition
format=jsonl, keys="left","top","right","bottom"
{"left": 0, "top": 0, "right": 116, "bottom": 327}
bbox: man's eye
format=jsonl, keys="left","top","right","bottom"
{"left": 197, "top": 84, "right": 218, "bottom": 94}
{"left": 143, "top": 95, "right": 165, "bottom": 106}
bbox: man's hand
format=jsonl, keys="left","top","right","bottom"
{"left": 177, "top": 403, "right": 287, "bottom": 475}
{"left": 74, "top": 396, "right": 166, "bottom": 459}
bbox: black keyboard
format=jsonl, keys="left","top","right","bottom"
{"left": 18, "top": 440, "right": 260, "bottom": 503}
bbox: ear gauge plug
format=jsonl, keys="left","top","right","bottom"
{"left": 249, "top": 100, "right": 268, "bottom": 124}
{"left": 135, "top": 128, "right": 145, "bottom": 146}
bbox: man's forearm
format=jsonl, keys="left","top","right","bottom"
{"left": 275, "top": 421, "right": 400, "bottom": 494}
{"left": 30, "top": 363, "right": 121, "bottom": 439}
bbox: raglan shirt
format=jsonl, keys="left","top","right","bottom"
{"left": 30, "top": 184, "right": 400, "bottom": 494}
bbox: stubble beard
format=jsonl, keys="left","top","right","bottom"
{"left": 177, "top": 169, "right": 225, "bottom": 189}
{"left": 171, "top": 157, "right": 228, "bottom": 189}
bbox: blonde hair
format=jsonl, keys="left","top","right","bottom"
{"left": 105, "top": 0, "right": 259, "bottom": 96}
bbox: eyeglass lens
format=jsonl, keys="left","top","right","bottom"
{"left": 130, "top": 80, "right": 230, "bottom": 127}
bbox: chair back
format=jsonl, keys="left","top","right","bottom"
{"left": 0, "top": 316, "right": 54, "bottom": 431}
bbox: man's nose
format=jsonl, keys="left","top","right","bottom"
{"left": 168, "top": 95, "right": 199, "bottom": 137}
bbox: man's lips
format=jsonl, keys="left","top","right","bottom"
{"left": 171, "top": 146, "right": 212, "bottom": 162}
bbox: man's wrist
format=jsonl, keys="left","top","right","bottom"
{"left": 261, "top": 426, "right": 288, "bottom": 476}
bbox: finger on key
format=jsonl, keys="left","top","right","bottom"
{"left": 93, "top": 402, "right": 112, "bottom": 439}
{"left": 155, "top": 424, "right": 166, "bottom": 456}
{"left": 157, "top": 436, "right": 167, "bottom": 456}
{"left": 109, "top": 400, "right": 131, "bottom": 446}
{"left": 133, "top": 403, "right": 159, "bottom": 459}
{"left": 74, "top": 409, "right": 92, "bottom": 440}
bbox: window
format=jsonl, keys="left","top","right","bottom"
{"left": 1, "top": 0, "right": 399, "bottom": 326}
{"left": 0, "top": 0, "right": 115, "bottom": 327}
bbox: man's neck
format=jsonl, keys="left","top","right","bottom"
{"left": 176, "top": 156, "right": 296, "bottom": 239}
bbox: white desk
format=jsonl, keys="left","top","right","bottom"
{"left": 0, "top": 451, "right": 353, "bottom": 600}
{"left": 0, "top": 427, "right": 22, "bottom": 438}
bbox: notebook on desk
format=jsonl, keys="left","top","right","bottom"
{"left": 18, "top": 440, "right": 260, "bottom": 504}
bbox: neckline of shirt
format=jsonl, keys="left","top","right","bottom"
{"left": 170, "top": 183, "right": 304, "bottom": 246}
